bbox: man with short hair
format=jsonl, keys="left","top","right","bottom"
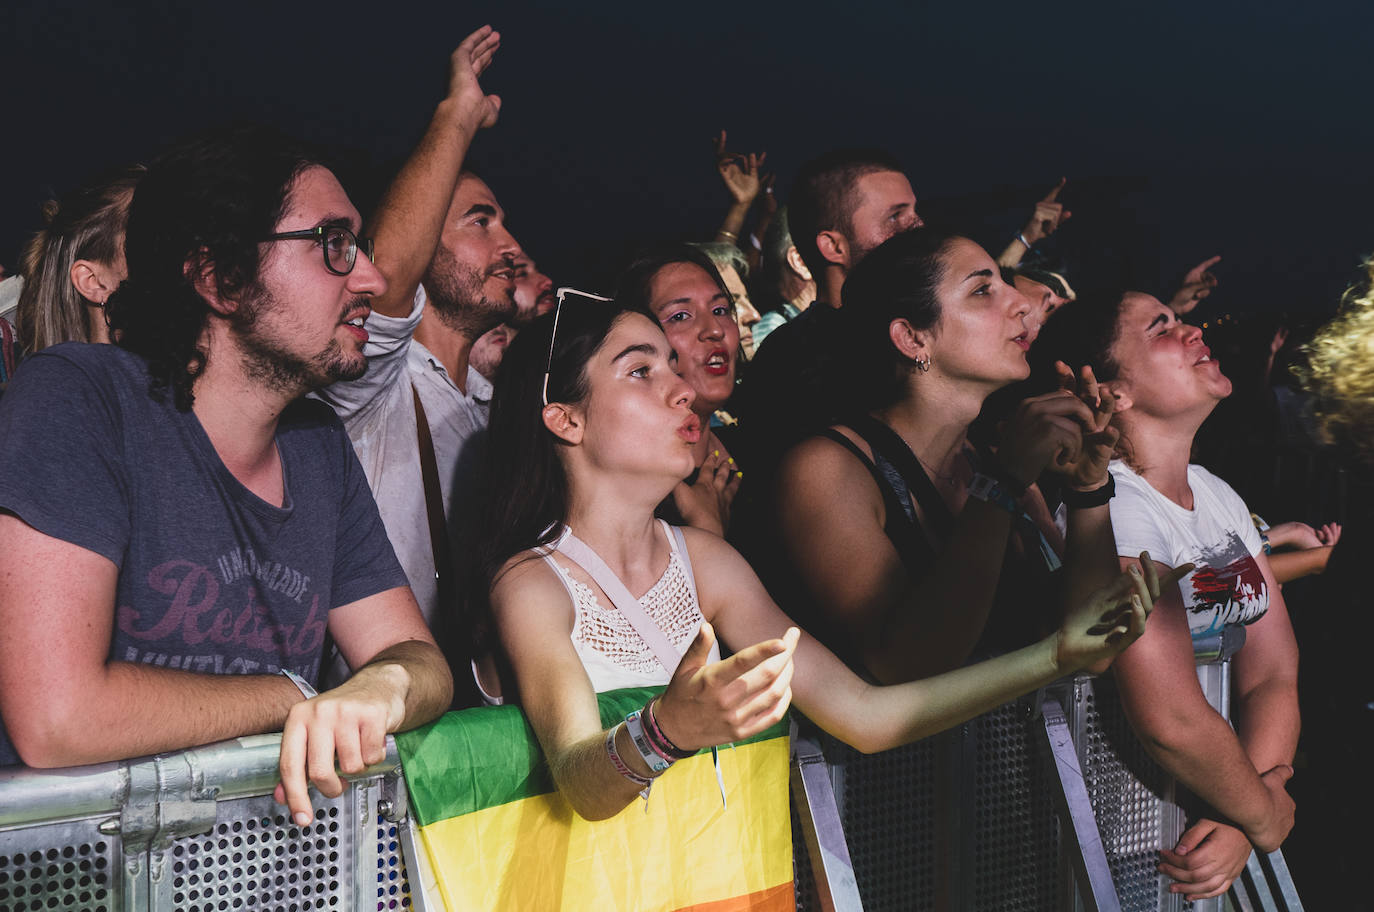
{"left": 0, "top": 124, "right": 453, "bottom": 828}
{"left": 737, "top": 148, "right": 922, "bottom": 470}
{"left": 316, "top": 29, "right": 520, "bottom": 699}
{"left": 470, "top": 254, "right": 556, "bottom": 381}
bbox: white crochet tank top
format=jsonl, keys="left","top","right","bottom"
{"left": 549, "top": 520, "right": 715, "bottom": 692}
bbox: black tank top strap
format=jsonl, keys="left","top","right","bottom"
{"left": 845, "top": 414, "right": 956, "bottom": 540}
{"left": 815, "top": 427, "right": 931, "bottom": 578}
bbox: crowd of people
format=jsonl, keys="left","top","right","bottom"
{"left": 0, "top": 26, "right": 1368, "bottom": 907}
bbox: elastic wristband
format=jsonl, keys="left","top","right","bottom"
{"left": 1016, "top": 232, "right": 1032, "bottom": 249}
{"left": 645, "top": 699, "right": 695, "bottom": 760}
{"left": 606, "top": 724, "right": 655, "bottom": 787}
{"left": 1060, "top": 473, "right": 1115, "bottom": 509}
{"left": 625, "top": 710, "right": 673, "bottom": 773}
{"left": 280, "top": 668, "right": 318, "bottom": 699}
{"left": 967, "top": 473, "right": 1020, "bottom": 514}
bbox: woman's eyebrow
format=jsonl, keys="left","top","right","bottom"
{"left": 1146, "top": 313, "right": 1170, "bottom": 333}
{"left": 963, "top": 268, "right": 994, "bottom": 282}
{"left": 611, "top": 342, "right": 660, "bottom": 363}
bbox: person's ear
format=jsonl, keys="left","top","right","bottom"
{"left": 785, "top": 245, "right": 813, "bottom": 282}
{"left": 69, "top": 259, "right": 119, "bottom": 305}
{"left": 541, "top": 402, "right": 584, "bottom": 445}
{"left": 889, "top": 317, "right": 933, "bottom": 365}
{"left": 186, "top": 253, "right": 235, "bottom": 317}
{"left": 1102, "top": 380, "right": 1132, "bottom": 412}
{"left": 815, "top": 230, "right": 848, "bottom": 269}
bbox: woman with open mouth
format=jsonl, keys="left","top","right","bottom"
{"left": 467, "top": 292, "right": 1171, "bottom": 838}
{"left": 617, "top": 245, "right": 748, "bottom": 538}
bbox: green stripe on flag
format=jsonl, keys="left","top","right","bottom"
{"left": 396, "top": 686, "right": 788, "bottom": 827}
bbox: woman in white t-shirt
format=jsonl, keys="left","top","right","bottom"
{"left": 469, "top": 294, "right": 1170, "bottom": 825}
{"left": 1038, "top": 291, "right": 1300, "bottom": 901}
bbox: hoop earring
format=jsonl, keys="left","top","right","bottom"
{"left": 914, "top": 356, "right": 931, "bottom": 372}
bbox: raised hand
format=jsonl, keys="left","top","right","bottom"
{"left": 1160, "top": 818, "right": 1254, "bottom": 900}
{"left": 671, "top": 442, "right": 742, "bottom": 536}
{"left": 713, "top": 130, "right": 767, "bottom": 206}
{"left": 1050, "top": 362, "right": 1121, "bottom": 490}
{"left": 1020, "top": 178, "right": 1072, "bottom": 246}
{"left": 996, "top": 388, "right": 1098, "bottom": 488}
{"left": 654, "top": 622, "right": 798, "bottom": 752}
{"left": 448, "top": 25, "right": 503, "bottom": 134}
{"left": 1053, "top": 553, "right": 1193, "bottom": 672}
{"left": 1169, "top": 255, "right": 1221, "bottom": 315}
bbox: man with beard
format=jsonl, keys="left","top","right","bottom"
{"left": 470, "top": 254, "right": 555, "bottom": 381}
{"left": 0, "top": 124, "right": 454, "bottom": 829}
{"left": 316, "top": 28, "right": 520, "bottom": 696}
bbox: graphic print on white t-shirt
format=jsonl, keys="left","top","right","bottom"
{"left": 1180, "top": 529, "right": 1268, "bottom": 636}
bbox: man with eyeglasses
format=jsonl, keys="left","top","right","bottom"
{"left": 0, "top": 123, "right": 453, "bottom": 830}
{"left": 316, "top": 27, "right": 520, "bottom": 703}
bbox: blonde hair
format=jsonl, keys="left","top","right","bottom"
{"left": 15, "top": 165, "right": 144, "bottom": 353}
{"left": 1303, "top": 256, "right": 1374, "bottom": 462}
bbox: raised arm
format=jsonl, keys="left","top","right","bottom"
{"left": 366, "top": 26, "right": 503, "bottom": 317}
{"left": 1110, "top": 557, "right": 1295, "bottom": 853}
{"left": 997, "top": 178, "right": 1071, "bottom": 268}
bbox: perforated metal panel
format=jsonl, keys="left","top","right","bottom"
{"left": 373, "top": 821, "right": 411, "bottom": 911}
{"left": 1076, "top": 677, "right": 1181, "bottom": 912}
{"left": 161, "top": 798, "right": 346, "bottom": 911}
{"left": 0, "top": 827, "right": 118, "bottom": 912}
{"left": 969, "top": 699, "right": 1063, "bottom": 911}
{"left": 822, "top": 732, "right": 940, "bottom": 911}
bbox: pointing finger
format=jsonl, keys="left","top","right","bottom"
{"left": 1043, "top": 177, "right": 1067, "bottom": 202}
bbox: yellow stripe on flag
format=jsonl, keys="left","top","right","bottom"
{"left": 417, "top": 736, "right": 793, "bottom": 911}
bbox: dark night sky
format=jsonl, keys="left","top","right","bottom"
{"left": 4, "top": 0, "right": 1373, "bottom": 323}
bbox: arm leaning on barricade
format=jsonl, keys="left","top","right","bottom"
{"left": 275, "top": 588, "right": 452, "bottom": 826}
{"left": 1111, "top": 556, "right": 1297, "bottom": 865}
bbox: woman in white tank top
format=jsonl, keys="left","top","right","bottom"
{"left": 471, "top": 294, "right": 1177, "bottom": 823}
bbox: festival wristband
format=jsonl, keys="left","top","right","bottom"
{"left": 606, "top": 724, "right": 655, "bottom": 787}
{"left": 967, "top": 473, "right": 1020, "bottom": 514}
{"left": 625, "top": 710, "right": 673, "bottom": 774}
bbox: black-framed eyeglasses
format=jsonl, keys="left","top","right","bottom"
{"left": 265, "top": 225, "right": 375, "bottom": 276}
{"left": 543, "top": 286, "right": 614, "bottom": 407}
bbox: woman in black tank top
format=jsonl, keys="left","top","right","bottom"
{"left": 762, "top": 228, "right": 1123, "bottom": 684}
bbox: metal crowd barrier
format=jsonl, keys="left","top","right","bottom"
{"left": 0, "top": 734, "right": 415, "bottom": 912}
{"left": 789, "top": 625, "right": 1304, "bottom": 911}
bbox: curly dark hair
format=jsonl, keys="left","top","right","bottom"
{"left": 108, "top": 124, "right": 329, "bottom": 409}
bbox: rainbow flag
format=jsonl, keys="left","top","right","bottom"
{"left": 395, "top": 686, "right": 794, "bottom": 911}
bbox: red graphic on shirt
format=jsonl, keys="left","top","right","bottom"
{"left": 1184, "top": 531, "right": 1267, "bottom": 632}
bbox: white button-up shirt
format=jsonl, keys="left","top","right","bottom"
{"left": 316, "top": 288, "right": 491, "bottom": 641}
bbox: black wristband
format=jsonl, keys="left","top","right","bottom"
{"left": 1060, "top": 473, "right": 1115, "bottom": 509}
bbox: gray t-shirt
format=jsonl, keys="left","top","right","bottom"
{"left": 0, "top": 343, "right": 408, "bottom": 767}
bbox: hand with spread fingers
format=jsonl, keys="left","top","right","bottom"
{"left": 447, "top": 26, "right": 504, "bottom": 134}
{"left": 1054, "top": 553, "right": 1194, "bottom": 672}
{"left": 712, "top": 130, "right": 768, "bottom": 207}
{"left": 653, "top": 623, "right": 799, "bottom": 752}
